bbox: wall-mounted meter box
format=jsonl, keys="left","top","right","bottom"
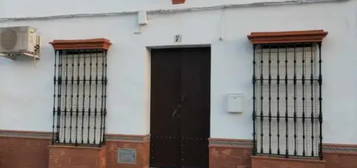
{"left": 138, "top": 11, "right": 148, "bottom": 25}
{"left": 227, "top": 93, "right": 244, "bottom": 113}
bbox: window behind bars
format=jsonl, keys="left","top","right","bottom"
{"left": 52, "top": 49, "right": 108, "bottom": 146}
{"left": 252, "top": 43, "right": 322, "bottom": 158}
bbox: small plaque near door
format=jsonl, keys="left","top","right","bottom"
{"left": 118, "top": 148, "right": 137, "bottom": 164}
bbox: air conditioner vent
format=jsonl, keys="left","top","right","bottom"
{"left": 1, "top": 29, "right": 17, "bottom": 50}
{"left": 0, "top": 26, "right": 40, "bottom": 59}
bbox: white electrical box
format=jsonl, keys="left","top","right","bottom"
{"left": 138, "top": 11, "right": 148, "bottom": 25}
{"left": 227, "top": 93, "right": 244, "bottom": 113}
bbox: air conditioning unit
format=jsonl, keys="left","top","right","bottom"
{"left": 0, "top": 26, "right": 40, "bottom": 59}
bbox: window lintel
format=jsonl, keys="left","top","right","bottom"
{"left": 50, "top": 38, "right": 112, "bottom": 50}
{"left": 248, "top": 30, "right": 328, "bottom": 44}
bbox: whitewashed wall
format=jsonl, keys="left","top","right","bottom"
{"left": 0, "top": 0, "right": 356, "bottom": 144}
{"left": 0, "top": 0, "right": 337, "bottom": 18}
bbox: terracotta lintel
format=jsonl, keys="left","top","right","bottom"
{"left": 50, "top": 38, "right": 112, "bottom": 50}
{"left": 173, "top": 0, "right": 186, "bottom": 4}
{"left": 248, "top": 30, "right": 328, "bottom": 44}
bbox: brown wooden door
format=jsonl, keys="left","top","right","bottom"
{"left": 150, "top": 48, "right": 210, "bottom": 168}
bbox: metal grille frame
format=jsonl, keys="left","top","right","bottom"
{"left": 252, "top": 43, "right": 323, "bottom": 159}
{"left": 52, "top": 49, "right": 108, "bottom": 146}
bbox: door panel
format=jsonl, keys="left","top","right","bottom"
{"left": 150, "top": 49, "right": 181, "bottom": 167}
{"left": 150, "top": 48, "right": 210, "bottom": 168}
{"left": 180, "top": 49, "right": 210, "bottom": 168}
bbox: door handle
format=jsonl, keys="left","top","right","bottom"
{"left": 171, "top": 95, "right": 186, "bottom": 118}
{"left": 171, "top": 104, "right": 182, "bottom": 118}
{"left": 181, "top": 95, "right": 186, "bottom": 104}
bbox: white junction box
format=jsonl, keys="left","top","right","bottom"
{"left": 138, "top": 11, "right": 148, "bottom": 25}
{"left": 227, "top": 93, "right": 244, "bottom": 113}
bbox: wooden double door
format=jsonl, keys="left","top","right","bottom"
{"left": 150, "top": 48, "right": 211, "bottom": 168}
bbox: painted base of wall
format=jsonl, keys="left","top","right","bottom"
{"left": 105, "top": 134, "right": 150, "bottom": 168}
{"left": 49, "top": 145, "right": 106, "bottom": 168}
{"left": 0, "top": 131, "right": 51, "bottom": 168}
{"left": 251, "top": 156, "right": 325, "bottom": 168}
{"left": 209, "top": 138, "right": 252, "bottom": 168}
{"left": 209, "top": 138, "right": 357, "bottom": 168}
{"left": 0, "top": 130, "right": 150, "bottom": 168}
{"left": 323, "top": 144, "right": 357, "bottom": 168}
{"left": 48, "top": 135, "right": 150, "bottom": 168}
{"left": 1, "top": 130, "right": 357, "bottom": 168}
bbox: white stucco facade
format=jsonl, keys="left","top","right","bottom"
{"left": 0, "top": 0, "right": 356, "bottom": 145}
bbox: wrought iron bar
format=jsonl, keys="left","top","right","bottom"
{"left": 56, "top": 50, "right": 63, "bottom": 143}
{"left": 102, "top": 50, "right": 108, "bottom": 144}
{"left": 293, "top": 45, "right": 297, "bottom": 156}
{"left": 88, "top": 50, "right": 93, "bottom": 144}
{"left": 81, "top": 50, "right": 86, "bottom": 144}
{"left": 310, "top": 43, "right": 315, "bottom": 156}
{"left": 52, "top": 50, "right": 58, "bottom": 144}
{"left": 253, "top": 45, "right": 257, "bottom": 155}
{"left": 260, "top": 46, "right": 264, "bottom": 154}
{"left": 75, "top": 50, "right": 80, "bottom": 145}
{"left": 302, "top": 44, "right": 306, "bottom": 156}
{"left": 277, "top": 46, "right": 280, "bottom": 155}
{"left": 68, "top": 52, "right": 74, "bottom": 143}
{"left": 94, "top": 49, "right": 99, "bottom": 144}
{"left": 99, "top": 50, "right": 105, "bottom": 144}
{"left": 63, "top": 51, "right": 69, "bottom": 143}
{"left": 318, "top": 43, "right": 323, "bottom": 159}
{"left": 285, "top": 45, "right": 289, "bottom": 157}
{"left": 268, "top": 46, "right": 272, "bottom": 154}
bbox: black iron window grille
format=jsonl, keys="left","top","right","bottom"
{"left": 252, "top": 43, "right": 323, "bottom": 158}
{"left": 52, "top": 49, "right": 108, "bottom": 146}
